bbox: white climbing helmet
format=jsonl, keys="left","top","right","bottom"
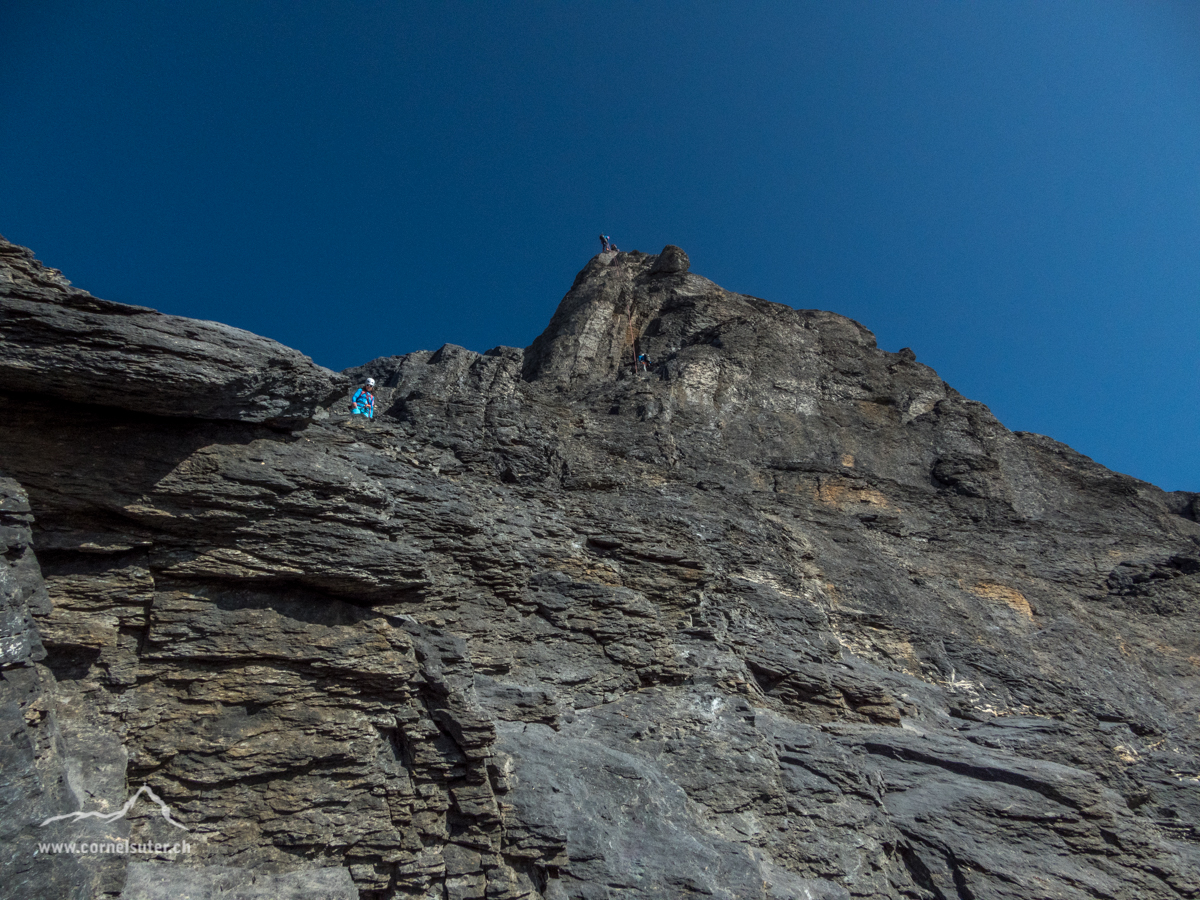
{"left": 365, "top": 377, "right": 376, "bottom": 387}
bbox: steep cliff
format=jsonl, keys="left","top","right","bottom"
{"left": 1, "top": 238, "right": 1197, "bottom": 900}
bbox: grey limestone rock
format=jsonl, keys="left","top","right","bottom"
{"left": 0, "top": 476, "right": 47, "bottom": 667}
{"left": 120, "top": 862, "right": 358, "bottom": 899}
{"left": 0, "top": 238, "right": 1197, "bottom": 899}
{"left": 648, "top": 244, "right": 690, "bottom": 277}
{"left": 0, "top": 237, "right": 348, "bottom": 425}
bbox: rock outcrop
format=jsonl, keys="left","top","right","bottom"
{"left": 1, "top": 239, "right": 1197, "bottom": 900}
{"left": 0, "top": 237, "right": 347, "bottom": 425}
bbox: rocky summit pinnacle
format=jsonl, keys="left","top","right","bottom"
{"left": 1, "top": 237, "right": 1197, "bottom": 900}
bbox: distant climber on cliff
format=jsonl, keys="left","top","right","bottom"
{"left": 351, "top": 378, "right": 376, "bottom": 420}
{"left": 599, "top": 234, "right": 619, "bottom": 253}
{"left": 636, "top": 353, "right": 653, "bottom": 374}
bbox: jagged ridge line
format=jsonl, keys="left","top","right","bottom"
{"left": 39, "top": 784, "right": 189, "bottom": 830}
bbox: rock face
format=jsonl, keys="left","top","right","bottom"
{"left": 0, "top": 237, "right": 347, "bottom": 425}
{"left": 1, "top": 241, "right": 1198, "bottom": 900}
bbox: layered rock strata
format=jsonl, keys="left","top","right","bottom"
{"left": 0, "top": 238, "right": 346, "bottom": 424}
{"left": 1, "top": 238, "right": 1197, "bottom": 900}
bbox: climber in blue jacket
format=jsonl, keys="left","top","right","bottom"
{"left": 351, "top": 378, "right": 376, "bottom": 419}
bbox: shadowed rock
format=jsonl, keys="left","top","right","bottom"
{"left": 649, "top": 243, "right": 690, "bottom": 277}
{"left": 0, "top": 237, "right": 347, "bottom": 425}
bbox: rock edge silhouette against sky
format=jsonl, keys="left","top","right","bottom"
{"left": 4, "top": 1, "right": 1198, "bottom": 490}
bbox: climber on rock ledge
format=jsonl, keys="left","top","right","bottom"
{"left": 350, "top": 377, "right": 376, "bottom": 420}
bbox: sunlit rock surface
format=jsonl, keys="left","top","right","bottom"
{"left": 2, "top": 238, "right": 1198, "bottom": 899}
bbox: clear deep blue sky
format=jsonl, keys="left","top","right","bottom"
{"left": 4, "top": 2, "right": 1198, "bottom": 491}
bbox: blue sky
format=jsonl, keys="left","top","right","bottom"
{"left": 4, "top": 2, "right": 1197, "bottom": 491}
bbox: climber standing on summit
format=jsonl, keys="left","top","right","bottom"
{"left": 351, "top": 378, "right": 376, "bottom": 420}
{"left": 599, "top": 234, "right": 618, "bottom": 253}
